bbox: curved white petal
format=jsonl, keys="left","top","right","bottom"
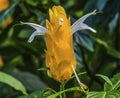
{"left": 21, "top": 22, "right": 47, "bottom": 42}
{"left": 72, "top": 10, "right": 96, "bottom": 34}
{"left": 80, "top": 23, "right": 96, "bottom": 33}
{"left": 28, "top": 31, "right": 38, "bottom": 42}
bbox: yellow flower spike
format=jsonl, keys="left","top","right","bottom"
{"left": 22, "top": 6, "right": 96, "bottom": 83}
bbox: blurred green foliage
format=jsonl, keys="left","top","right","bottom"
{"left": 0, "top": 0, "right": 120, "bottom": 98}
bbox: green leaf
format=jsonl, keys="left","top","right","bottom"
{"left": 18, "top": 28, "right": 33, "bottom": 39}
{"left": 18, "top": 90, "right": 42, "bottom": 98}
{"left": 96, "top": 74, "right": 113, "bottom": 87}
{"left": 109, "top": 13, "right": 119, "bottom": 33}
{"left": 51, "top": 0, "right": 60, "bottom": 4}
{"left": 74, "top": 43, "right": 83, "bottom": 64}
{"left": 74, "top": 31, "right": 94, "bottom": 52}
{"left": 12, "top": 70, "right": 48, "bottom": 91}
{"left": 107, "top": 48, "right": 120, "bottom": 59}
{"left": 26, "top": 0, "right": 39, "bottom": 6}
{"left": 87, "top": 91, "right": 106, "bottom": 98}
{"left": 64, "top": 72, "right": 86, "bottom": 85}
{"left": 18, "top": 88, "right": 55, "bottom": 98}
{"left": 104, "top": 72, "right": 120, "bottom": 91}
{"left": 87, "top": 73, "right": 120, "bottom": 98}
{"left": 87, "top": 90, "right": 120, "bottom": 98}
{"left": 96, "top": 0, "right": 108, "bottom": 10}
{"left": 0, "top": 71, "right": 27, "bottom": 95}
{"left": 47, "top": 87, "right": 84, "bottom": 98}
{"left": 94, "top": 38, "right": 120, "bottom": 59}
{"left": 0, "top": 0, "right": 20, "bottom": 24}
{"left": 94, "top": 38, "right": 108, "bottom": 48}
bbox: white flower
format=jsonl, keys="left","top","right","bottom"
{"left": 21, "top": 10, "right": 96, "bottom": 43}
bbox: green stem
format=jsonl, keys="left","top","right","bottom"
{"left": 60, "top": 81, "right": 66, "bottom": 98}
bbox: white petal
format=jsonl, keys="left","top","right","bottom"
{"left": 21, "top": 22, "right": 47, "bottom": 42}
{"left": 72, "top": 10, "right": 96, "bottom": 34}
{"left": 21, "top": 22, "right": 47, "bottom": 32}
{"left": 80, "top": 23, "right": 96, "bottom": 33}
{"left": 28, "top": 31, "right": 38, "bottom": 42}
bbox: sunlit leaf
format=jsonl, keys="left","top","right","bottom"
{"left": 87, "top": 73, "right": 120, "bottom": 98}
{"left": 48, "top": 87, "right": 83, "bottom": 98}
{"left": 104, "top": 72, "right": 120, "bottom": 91}
{"left": 87, "top": 90, "right": 120, "bottom": 98}
{"left": 96, "top": 74, "right": 113, "bottom": 87}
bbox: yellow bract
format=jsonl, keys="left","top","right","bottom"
{"left": 1, "top": 16, "right": 13, "bottom": 29}
{"left": 23, "top": 5, "right": 96, "bottom": 86}
{"left": 0, "top": 0, "right": 13, "bottom": 29}
{"left": 0, "top": 56, "right": 4, "bottom": 67}
{"left": 45, "top": 6, "right": 76, "bottom": 82}
{"left": 0, "top": 0, "right": 9, "bottom": 11}
{"left": 23, "top": 5, "right": 96, "bottom": 85}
